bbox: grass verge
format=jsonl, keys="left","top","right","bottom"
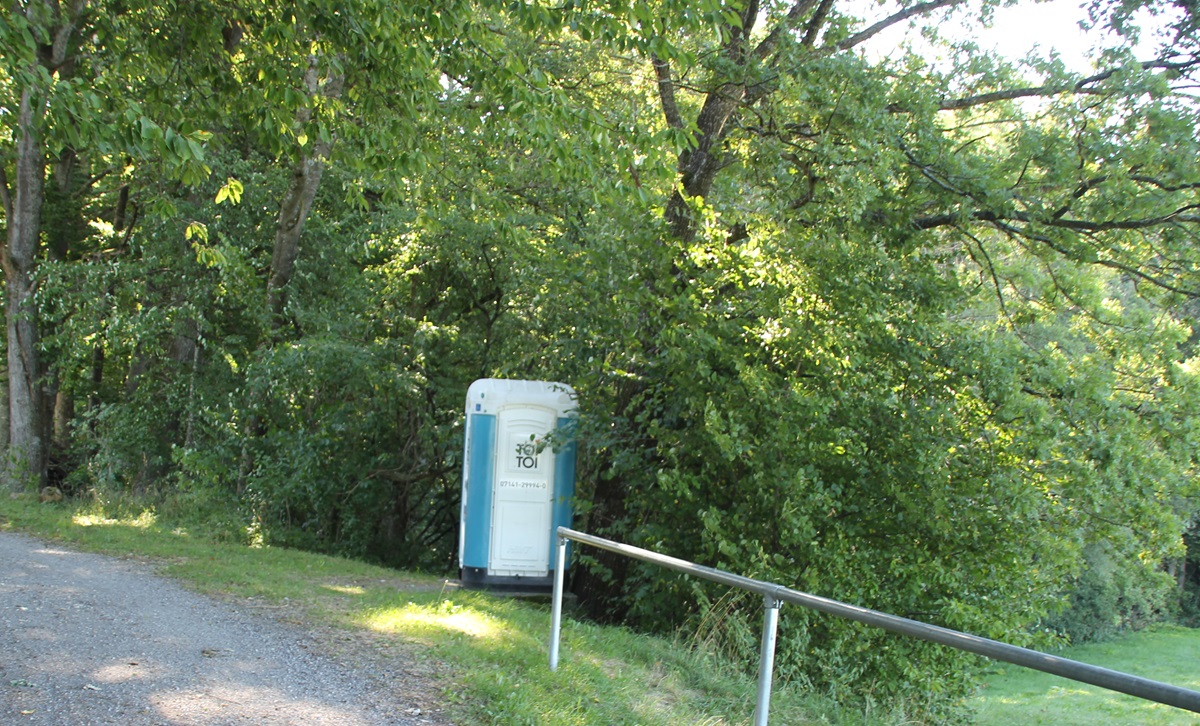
{"left": 972, "top": 625, "right": 1200, "bottom": 725}
{"left": 0, "top": 493, "right": 903, "bottom": 725}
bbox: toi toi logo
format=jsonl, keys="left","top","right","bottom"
{"left": 514, "top": 441, "right": 540, "bottom": 470}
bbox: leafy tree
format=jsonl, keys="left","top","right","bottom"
{"left": 483, "top": 0, "right": 1200, "bottom": 712}
{"left": 0, "top": 0, "right": 214, "bottom": 489}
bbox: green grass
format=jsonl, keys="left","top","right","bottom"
{"left": 0, "top": 493, "right": 906, "bottom": 725}
{"left": 12, "top": 493, "right": 1199, "bottom": 724}
{"left": 972, "top": 625, "right": 1200, "bottom": 725}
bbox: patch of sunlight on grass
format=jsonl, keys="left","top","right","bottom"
{"left": 358, "top": 599, "right": 507, "bottom": 641}
{"left": 321, "top": 584, "right": 366, "bottom": 596}
{"left": 72, "top": 509, "right": 156, "bottom": 528}
{"left": 1044, "top": 685, "right": 1093, "bottom": 699}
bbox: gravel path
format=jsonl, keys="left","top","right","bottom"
{"left": 0, "top": 531, "right": 432, "bottom": 725}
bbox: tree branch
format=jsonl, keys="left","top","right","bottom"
{"left": 744, "top": 0, "right": 832, "bottom": 107}
{"left": 752, "top": 0, "right": 820, "bottom": 63}
{"left": 79, "top": 168, "right": 111, "bottom": 196}
{"left": 32, "top": 0, "right": 87, "bottom": 71}
{"left": 0, "top": 164, "right": 11, "bottom": 224}
{"left": 911, "top": 208, "right": 1200, "bottom": 296}
{"left": 651, "top": 55, "right": 683, "bottom": 129}
{"left": 1052, "top": 175, "right": 1109, "bottom": 220}
{"left": 801, "top": 0, "right": 835, "bottom": 48}
{"left": 906, "top": 152, "right": 1200, "bottom": 235}
{"left": 832, "top": 0, "right": 970, "bottom": 53}
{"left": 938, "top": 85, "right": 1105, "bottom": 110}
{"left": 723, "top": 0, "right": 759, "bottom": 63}
{"left": 936, "top": 59, "right": 1200, "bottom": 110}
{"left": 1077, "top": 58, "right": 1200, "bottom": 87}
{"left": 1130, "top": 175, "right": 1200, "bottom": 193}
{"left": 960, "top": 226, "right": 1020, "bottom": 334}
{"left": 997, "top": 219, "right": 1200, "bottom": 297}
{"left": 913, "top": 207, "right": 1200, "bottom": 233}
{"left": 1044, "top": 207, "right": 1200, "bottom": 232}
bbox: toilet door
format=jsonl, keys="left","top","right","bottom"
{"left": 489, "top": 406, "right": 556, "bottom": 576}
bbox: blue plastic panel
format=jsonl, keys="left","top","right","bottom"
{"left": 461, "top": 413, "right": 496, "bottom": 569}
{"left": 551, "top": 416, "right": 578, "bottom": 568}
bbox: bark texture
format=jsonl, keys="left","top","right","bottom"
{"left": 266, "top": 57, "right": 344, "bottom": 327}
{"left": 2, "top": 1, "right": 85, "bottom": 489}
{"left": 4, "top": 88, "right": 49, "bottom": 489}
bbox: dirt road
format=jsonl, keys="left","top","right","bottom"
{"left": 0, "top": 531, "right": 427, "bottom": 725}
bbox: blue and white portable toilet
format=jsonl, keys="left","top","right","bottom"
{"left": 459, "top": 379, "right": 577, "bottom": 591}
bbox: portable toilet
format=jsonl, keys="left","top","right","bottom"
{"left": 459, "top": 379, "right": 577, "bottom": 591}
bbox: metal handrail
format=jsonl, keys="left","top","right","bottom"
{"left": 548, "top": 526, "right": 1200, "bottom": 725}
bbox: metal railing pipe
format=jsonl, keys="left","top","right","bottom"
{"left": 761, "top": 582, "right": 1200, "bottom": 713}
{"left": 551, "top": 526, "right": 1200, "bottom": 716}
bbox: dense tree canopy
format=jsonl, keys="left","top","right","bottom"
{"left": 3, "top": 0, "right": 1199, "bottom": 716}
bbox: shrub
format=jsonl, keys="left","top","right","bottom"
{"left": 1044, "top": 542, "right": 1178, "bottom": 643}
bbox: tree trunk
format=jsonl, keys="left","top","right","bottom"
{"left": 0, "top": 365, "right": 9, "bottom": 468}
{"left": 124, "top": 345, "right": 151, "bottom": 395}
{"left": 88, "top": 345, "right": 104, "bottom": 415}
{"left": 43, "top": 146, "right": 84, "bottom": 476}
{"left": 265, "top": 57, "right": 343, "bottom": 329}
{"left": 266, "top": 154, "right": 326, "bottom": 325}
{"left": 4, "top": 87, "right": 49, "bottom": 490}
{"left": 52, "top": 390, "right": 74, "bottom": 451}
{"left": 657, "top": 0, "right": 838, "bottom": 243}
{"left": 1, "top": 1, "right": 84, "bottom": 491}
{"left": 169, "top": 319, "right": 200, "bottom": 450}
{"left": 662, "top": 85, "right": 745, "bottom": 242}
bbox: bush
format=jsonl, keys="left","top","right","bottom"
{"left": 1044, "top": 542, "right": 1178, "bottom": 643}
{"left": 1180, "top": 518, "right": 1200, "bottom": 627}
{"left": 237, "top": 336, "right": 463, "bottom": 570}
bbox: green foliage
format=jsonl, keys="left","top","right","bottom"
{"left": 239, "top": 335, "right": 458, "bottom": 568}
{"left": 1043, "top": 543, "right": 1178, "bottom": 643}
{"left": 481, "top": 5, "right": 1200, "bottom": 716}
{"left": 7, "top": 0, "right": 1200, "bottom": 719}
{"left": 1178, "top": 516, "right": 1200, "bottom": 626}
{"left": 547, "top": 226, "right": 1079, "bottom": 714}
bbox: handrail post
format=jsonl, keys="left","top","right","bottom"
{"left": 753, "top": 593, "right": 782, "bottom": 726}
{"left": 549, "top": 530, "right": 568, "bottom": 671}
